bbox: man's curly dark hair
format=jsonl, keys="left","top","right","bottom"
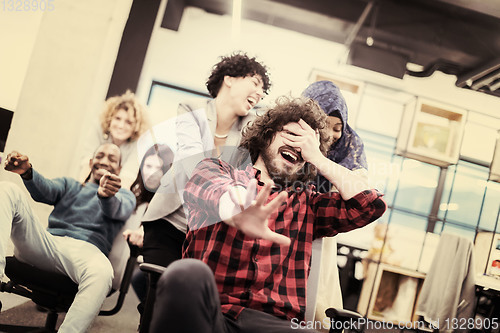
{"left": 206, "top": 52, "right": 271, "bottom": 98}
{"left": 240, "top": 96, "right": 331, "bottom": 183}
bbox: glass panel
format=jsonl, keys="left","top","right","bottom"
{"left": 358, "top": 128, "right": 400, "bottom": 202}
{"left": 386, "top": 210, "right": 429, "bottom": 270}
{"left": 439, "top": 163, "right": 456, "bottom": 219}
{"left": 441, "top": 222, "right": 476, "bottom": 243}
{"left": 479, "top": 181, "right": 500, "bottom": 232}
{"left": 439, "top": 161, "right": 489, "bottom": 227}
{"left": 336, "top": 209, "right": 391, "bottom": 251}
{"left": 389, "top": 209, "right": 428, "bottom": 231}
{"left": 432, "top": 221, "right": 444, "bottom": 234}
{"left": 392, "top": 158, "right": 440, "bottom": 215}
{"left": 382, "top": 155, "right": 403, "bottom": 206}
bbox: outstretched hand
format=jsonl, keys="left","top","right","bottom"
{"left": 219, "top": 179, "right": 291, "bottom": 246}
{"left": 4, "top": 151, "right": 31, "bottom": 175}
{"left": 98, "top": 171, "right": 121, "bottom": 198}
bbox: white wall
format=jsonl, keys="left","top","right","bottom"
{"left": 0, "top": 10, "right": 43, "bottom": 112}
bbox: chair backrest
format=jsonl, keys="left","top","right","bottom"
{"left": 306, "top": 237, "right": 343, "bottom": 323}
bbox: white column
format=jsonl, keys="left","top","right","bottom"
{"left": 0, "top": 0, "right": 133, "bottom": 228}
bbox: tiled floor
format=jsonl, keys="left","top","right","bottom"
{"left": 0, "top": 292, "right": 27, "bottom": 312}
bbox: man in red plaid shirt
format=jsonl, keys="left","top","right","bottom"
{"left": 150, "top": 96, "right": 387, "bottom": 332}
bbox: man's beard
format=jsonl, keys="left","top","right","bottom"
{"left": 260, "top": 147, "right": 304, "bottom": 188}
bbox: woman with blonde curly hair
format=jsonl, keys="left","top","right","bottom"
{"left": 79, "top": 90, "right": 150, "bottom": 188}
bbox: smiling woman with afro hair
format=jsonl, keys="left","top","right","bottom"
{"left": 206, "top": 52, "right": 271, "bottom": 98}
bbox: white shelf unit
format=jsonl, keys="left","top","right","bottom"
{"left": 396, "top": 97, "right": 467, "bottom": 167}
{"left": 358, "top": 262, "right": 426, "bottom": 324}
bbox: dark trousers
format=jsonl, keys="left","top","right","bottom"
{"left": 139, "top": 220, "right": 185, "bottom": 326}
{"left": 150, "top": 259, "right": 319, "bottom": 333}
{"left": 142, "top": 219, "right": 185, "bottom": 266}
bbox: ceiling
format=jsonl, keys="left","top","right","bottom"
{"left": 164, "top": 0, "right": 500, "bottom": 99}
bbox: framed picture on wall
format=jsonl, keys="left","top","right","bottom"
{"left": 135, "top": 82, "right": 211, "bottom": 161}
{"left": 146, "top": 81, "right": 210, "bottom": 126}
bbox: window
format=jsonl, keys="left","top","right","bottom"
{"left": 389, "top": 209, "right": 429, "bottom": 233}
{"left": 439, "top": 161, "right": 489, "bottom": 227}
{"left": 478, "top": 181, "right": 500, "bottom": 232}
{"left": 358, "top": 128, "right": 398, "bottom": 197}
{"left": 392, "top": 159, "right": 440, "bottom": 216}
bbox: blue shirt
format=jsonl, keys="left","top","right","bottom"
{"left": 23, "top": 169, "right": 136, "bottom": 256}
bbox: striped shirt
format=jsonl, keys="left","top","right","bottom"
{"left": 183, "top": 158, "right": 386, "bottom": 321}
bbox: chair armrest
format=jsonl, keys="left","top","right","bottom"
{"left": 325, "top": 307, "right": 363, "bottom": 320}
{"left": 325, "top": 307, "right": 364, "bottom": 333}
{"left": 139, "top": 263, "right": 167, "bottom": 276}
{"left": 128, "top": 241, "right": 141, "bottom": 258}
{"left": 99, "top": 240, "right": 140, "bottom": 316}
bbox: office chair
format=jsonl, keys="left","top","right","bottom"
{"left": 0, "top": 241, "right": 139, "bottom": 332}
{"left": 139, "top": 237, "right": 363, "bottom": 333}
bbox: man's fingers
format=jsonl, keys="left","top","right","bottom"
{"left": 282, "top": 123, "right": 303, "bottom": 137}
{"left": 104, "top": 184, "right": 120, "bottom": 193}
{"left": 11, "top": 156, "right": 27, "bottom": 166}
{"left": 105, "top": 178, "right": 121, "bottom": 189}
{"left": 228, "top": 186, "right": 246, "bottom": 212}
{"left": 244, "top": 179, "right": 257, "bottom": 207}
{"left": 298, "top": 119, "right": 314, "bottom": 132}
{"left": 262, "top": 229, "right": 291, "bottom": 246}
{"left": 255, "top": 182, "right": 272, "bottom": 206}
{"left": 281, "top": 134, "right": 304, "bottom": 148}
{"left": 280, "top": 132, "right": 300, "bottom": 141}
{"left": 107, "top": 173, "right": 120, "bottom": 181}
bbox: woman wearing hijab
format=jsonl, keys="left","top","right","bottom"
{"left": 302, "top": 80, "right": 367, "bottom": 193}
{"left": 302, "top": 80, "right": 369, "bottom": 330}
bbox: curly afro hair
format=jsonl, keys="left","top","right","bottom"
{"left": 240, "top": 96, "right": 330, "bottom": 183}
{"left": 206, "top": 51, "right": 271, "bottom": 98}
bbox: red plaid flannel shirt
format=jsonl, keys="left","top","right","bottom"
{"left": 183, "top": 158, "right": 386, "bottom": 321}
